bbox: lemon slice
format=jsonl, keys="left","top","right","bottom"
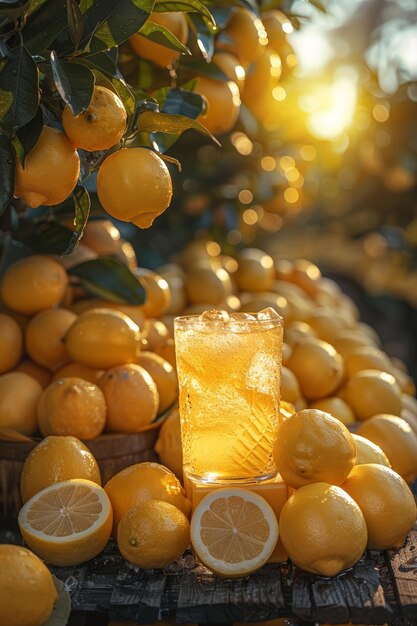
{"left": 190, "top": 488, "right": 279, "bottom": 577}
{"left": 18, "top": 479, "right": 113, "bottom": 566}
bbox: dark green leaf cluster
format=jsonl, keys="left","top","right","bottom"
{"left": 0, "top": 0, "right": 221, "bottom": 227}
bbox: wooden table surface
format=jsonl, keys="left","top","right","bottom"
{"left": 2, "top": 484, "right": 417, "bottom": 626}
{"left": 43, "top": 525, "right": 416, "bottom": 626}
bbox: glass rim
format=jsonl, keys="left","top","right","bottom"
{"left": 173, "top": 311, "right": 284, "bottom": 329}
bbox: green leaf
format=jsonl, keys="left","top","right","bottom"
{"left": 154, "top": 0, "right": 216, "bottom": 31}
{"left": 138, "top": 110, "right": 219, "bottom": 145}
{"left": 67, "top": 0, "right": 85, "bottom": 48}
{"left": 160, "top": 87, "right": 205, "bottom": 118}
{"left": 69, "top": 257, "right": 146, "bottom": 304}
{"left": 139, "top": 19, "right": 191, "bottom": 55}
{"left": 109, "top": 75, "right": 135, "bottom": 116}
{"left": 64, "top": 186, "right": 90, "bottom": 255}
{"left": 12, "top": 187, "right": 89, "bottom": 256}
{"left": 177, "top": 57, "right": 228, "bottom": 84}
{"left": 0, "top": 0, "right": 30, "bottom": 20}
{"left": 127, "top": 56, "right": 169, "bottom": 92}
{"left": 40, "top": 102, "right": 60, "bottom": 127}
{"left": 146, "top": 86, "right": 208, "bottom": 152}
{"left": 306, "top": 0, "right": 327, "bottom": 12}
{"left": 187, "top": 11, "right": 214, "bottom": 60}
{"left": 0, "top": 234, "right": 31, "bottom": 277}
{"left": 0, "top": 45, "right": 39, "bottom": 132}
{"left": 14, "top": 105, "right": 43, "bottom": 166}
{"left": 13, "top": 220, "right": 75, "bottom": 255}
{"left": 0, "top": 135, "right": 14, "bottom": 216}
{"left": 78, "top": 51, "right": 135, "bottom": 115}
{"left": 27, "top": 0, "right": 48, "bottom": 16}
{"left": 0, "top": 42, "right": 8, "bottom": 58}
{"left": 23, "top": 0, "right": 67, "bottom": 55}
{"left": 208, "top": 0, "right": 256, "bottom": 12}
{"left": 158, "top": 152, "right": 181, "bottom": 170}
{"left": 78, "top": 49, "right": 118, "bottom": 76}
{"left": 50, "top": 52, "right": 95, "bottom": 115}
{"left": 80, "top": 0, "right": 154, "bottom": 53}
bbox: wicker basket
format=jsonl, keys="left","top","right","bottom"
{"left": 0, "top": 428, "right": 159, "bottom": 523}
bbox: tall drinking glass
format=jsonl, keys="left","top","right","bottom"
{"left": 174, "top": 309, "right": 283, "bottom": 485}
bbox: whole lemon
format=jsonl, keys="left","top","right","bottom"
{"left": 20, "top": 435, "right": 101, "bottom": 503}
{"left": 345, "top": 370, "right": 402, "bottom": 420}
{"left": 357, "top": 414, "right": 417, "bottom": 483}
{"left": 117, "top": 500, "right": 190, "bottom": 568}
{"left": 64, "top": 308, "right": 140, "bottom": 369}
{"left": 275, "top": 409, "right": 356, "bottom": 488}
{"left": 195, "top": 76, "right": 241, "bottom": 136}
{"left": 285, "top": 338, "right": 344, "bottom": 400}
{"left": 104, "top": 461, "right": 191, "bottom": 536}
{"left": 136, "top": 351, "right": 178, "bottom": 413}
{"left": 37, "top": 377, "right": 107, "bottom": 440}
{"left": 100, "top": 363, "right": 159, "bottom": 432}
{"left": 342, "top": 464, "right": 416, "bottom": 550}
{"left": 279, "top": 482, "right": 367, "bottom": 576}
{"left": 154, "top": 408, "right": 183, "bottom": 479}
{"left": 97, "top": 148, "right": 172, "bottom": 229}
{"left": 0, "top": 313, "right": 23, "bottom": 374}
{"left": 129, "top": 11, "right": 189, "bottom": 68}
{"left": 25, "top": 308, "right": 76, "bottom": 371}
{"left": 0, "top": 372, "right": 42, "bottom": 435}
{"left": 62, "top": 85, "right": 126, "bottom": 152}
{"left": 0, "top": 255, "right": 68, "bottom": 315}
{"left": 0, "top": 544, "right": 58, "bottom": 626}
{"left": 14, "top": 126, "right": 80, "bottom": 208}
{"left": 351, "top": 434, "right": 391, "bottom": 467}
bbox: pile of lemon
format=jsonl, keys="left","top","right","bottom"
{"left": 1, "top": 238, "right": 417, "bottom": 626}
{"left": 4, "top": 441, "right": 192, "bottom": 625}
{"left": 0, "top": 223, "right": 178, "bottom": 441}
{"left": 154, "top": 242, "right": 417, "bottom": 480}
{"left": 152, "top": 242, "right": 417, "bottom": 579}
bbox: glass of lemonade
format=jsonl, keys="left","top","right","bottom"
{"left": 174, "top": 308, "right": 283, "bottom": 485}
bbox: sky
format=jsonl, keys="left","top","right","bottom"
{"left": 291, "top": 0, "right": 417, "bottom": 92}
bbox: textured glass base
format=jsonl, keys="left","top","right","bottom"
{"left": 183, "top": 469, "right": 279, "bottom": 487}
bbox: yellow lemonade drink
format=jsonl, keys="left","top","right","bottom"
{"left": 174, "top": 309, "right": 283, "bottom": 484}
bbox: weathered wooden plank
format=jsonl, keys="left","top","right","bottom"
{"left": 3, "top": 523, "right": 417, "bottom": 624}
{"left": 309, "top": 573, "right": 351, "bottom": 624}
{"left": 160, "top": 559, "right": 188, "bottom": 620}
{"left": 176, "top": 553, "right": 285, "bottom": 624}
{"left": 50, "top": 562, "right": 89, "bottom": 605}
{"left": 338, "top": 562, "right": 393, "bottom": 625}
{"left": 110, "top": 562, "right": 166, "bottom": 624}
{"left": 385, "top": 524, "right": 417, "bottom": 620}
{"left": 291, "top": 558, "right": 392, "bottom": 624}
{"left": 61, "top": 541, "right": 124, "bottom": 613}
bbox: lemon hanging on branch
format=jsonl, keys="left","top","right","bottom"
{"left": 97, "top": 147, "right": 173, "bottom": 228}
{"left": 62, "top": 85, "right": 127, "bottom": 152}
{"left": 129, "top": 11, "right": 189, "bottom": 68}
{"left": 195, "top": 77, "right": 241, "bottom": 136}
{"left": 14, "top": 126, "right": 80, "bottom": 208}
{"left": 215, "top": 7, "right": 267, "bottom": 69}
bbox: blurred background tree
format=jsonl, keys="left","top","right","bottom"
{"left": 124, "top": 0, "right": 417, "bottom": 272}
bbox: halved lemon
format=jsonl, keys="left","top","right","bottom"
{"left": 18, "top": 479, "right": 113, "bottom": 566}
{"left": 190, "top": 488, "right": 279, "bottom": 578}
